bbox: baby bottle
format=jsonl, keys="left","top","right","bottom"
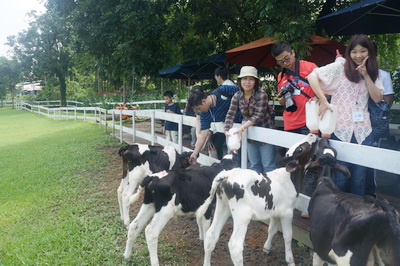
{"left": 319, "top": 104, "right": 337, "bottom": 138}
{"left": 306, "top": 101, "right": 319, "bottom": 134}
{"left": 227, "top": 128, "right": 241, "bottom": 152}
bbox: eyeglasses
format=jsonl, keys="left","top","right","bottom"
{"left": 276, "top": 54, "right": 292, "bottom": 65}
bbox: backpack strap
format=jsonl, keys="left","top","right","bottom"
{"left": 216, "top": 87, "right": 233, "bottom": 98}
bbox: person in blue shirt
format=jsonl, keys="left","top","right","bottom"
{"left": 188, "top": 81, "right": 241, "bottom": 164}
{"left": 161, "top": 91, "right": 182, "bottom": 143}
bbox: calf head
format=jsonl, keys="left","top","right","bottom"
{"left": 309, "top": 137, "right": 350, "bottom": 179}
{"left": 178, "top": 151, "right": 194, "bottom": 169}
{"left": 212, "top": 153, "right": 237, "bottom": 170}
{"left": 285, "top": 133, "right": 318, "bottom": 195}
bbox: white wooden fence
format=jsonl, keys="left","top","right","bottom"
{"left": 14, "top": 100, "right": 400, "bottom": 247}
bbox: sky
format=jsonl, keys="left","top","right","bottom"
{"left": 0, "top": 0, "right": 46, "bottom": 58}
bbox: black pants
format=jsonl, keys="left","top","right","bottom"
{"left": 211, "top": 132, "right": 226, "bottom": 160}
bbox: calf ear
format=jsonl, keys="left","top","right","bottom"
{"left": 286, "top": 160, "right": 299, "bottom": 173}
{"left": 334, "top": 163, "right": 351, "bottom": 178}
{"left": 307, "top": 161, "right": 320, "bottom": 169}
{"left": 179, "top": 151, "right": 194, "bottom": 168}
{"left": 231, "top": 151, "right": 238, "bottom": 163}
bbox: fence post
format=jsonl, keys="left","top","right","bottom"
{"left": 105, "top": 109, "right": 107, "bottom": 133}
{"left": 66, "top": 108, "right": 69, "bottom": 121}
{"left": 178, "top": 114, "right": 183, "bottom": 153}
{"left": 112, "top": 109, "right": 115, "bottom": 137}
{"left": 74, "top": 107, "right": 77, "bottom": 121}
{"left": 95, "top": 108, "right": 98, "bottom": 127}
{"left": 84, "top": 108, "right": 86, "bottom": 123}
{"left": 132, "top": 110, "right": 136, "bottom": 144}
{"left": 151, "top": 110, "right": 155, "bottom": 145}
{"left": 119, "top": 108, "right": 123, "bottom": 143}
{"left": 241, "top": 129, "right": 248, "bottom": 169}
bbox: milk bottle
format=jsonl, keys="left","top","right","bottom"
{"left": 227, "top": 128, "right": 241, "bottom": 152}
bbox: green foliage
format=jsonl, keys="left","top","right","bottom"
{"left": 4, "top": 0, "right": 400, "bottom": 103}
{"left": 0, "top": 57, "right": 20, "bottom": 101}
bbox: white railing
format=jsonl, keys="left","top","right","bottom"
{"left": 14, "top": 101, "right": 400, "bottom": 211}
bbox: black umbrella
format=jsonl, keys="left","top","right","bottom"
{"left": 317, "top": 0, "right": 400, "bottom": 36}
{"left": 182, "top": 52, "right": 272, "bottom": 76}
{"left": 158, "top": 65, "right": 213, "bottom": 80}
{"left": 182, "top": 52, "right": 244, "bottom": 75}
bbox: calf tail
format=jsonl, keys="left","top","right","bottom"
{"left": 196, "top": 170, "right": 228, "bottom": 218}
{"left": 128, "top": 175, "right": 154, "bottom": 205}
{"left": 129, "top": 185, "right": 143, "bottom": 205}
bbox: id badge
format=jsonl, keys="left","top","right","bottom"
{"left": 210, "top": 123, "right": 217, "bottom": 134}
{"left": 352, "top": 106, "right": 364, "bottom": 122}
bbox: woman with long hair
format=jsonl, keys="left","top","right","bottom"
{"left": 308, "top": 34, "right": 383, "bottom": 196}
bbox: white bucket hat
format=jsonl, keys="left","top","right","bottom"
{"left": 238, "top": 66, "right": 258, "bottom": 79}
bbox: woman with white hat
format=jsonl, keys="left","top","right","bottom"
{"left": 224, "top": 66, "right": 276, "bottom": 173}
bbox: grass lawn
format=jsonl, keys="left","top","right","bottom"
{"left": 0, "top": 107, "right": 186, "bottom": 265}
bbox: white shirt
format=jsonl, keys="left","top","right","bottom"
{"left": 379, "top": 69, "right": 394, "bottom": 95}
{"left": 222, "top": 80, "right": 235, "bottom": 86}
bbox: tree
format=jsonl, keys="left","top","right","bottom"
{"left": 5, "top": 0, "right": 399, "bottom": 104}
{"left": 8, "top": 8, "right": 75, "bottom": 106}
{"left": 0, "top": 57, "right": 21, "bottom": 108}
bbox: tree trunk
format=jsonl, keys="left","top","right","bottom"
{"left": 59, "top": 74, "right": 67, "bottom": 107}
{"left": 10, "top": 82, "right": 15, "bottom": 109}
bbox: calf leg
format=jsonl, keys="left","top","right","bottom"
{"left": 145, "top": 202, "right": 176, "bottom": 266}
{"left": 203, "top": 199, "right": 231, "bottom": 266}
{"left": 124, "top": 203, "right": 155, "bottom": 260}
{"left": 280, "top": 215, "right": 295, "bottom": 266}
{"left": 121, "top": 181, "right": 136, "bottom": 228}
{"left": 122, "top": 168, "right": 146, "bottom": 227}
{"left": 263, "top": 217, "right": 279, "bottom": 253}
{"left": 228, "top": 213, "right": 251, "bottom": 266}
{"left": 118, "top": 177, "right": 128, "bottom": 221}
{"left": 196, "top": 214, "right": 211, "bottom": 241}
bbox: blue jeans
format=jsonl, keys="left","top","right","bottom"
{"left": 247, "top": 141, "right": 276, "bottom": 173}
{"left": 332, "top": 133, "right": 373, "bottom": 196}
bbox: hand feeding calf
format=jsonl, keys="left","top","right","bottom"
{"left": 118, "top": 144, "right": 191, "bottom": 227}
{"left": 197, "top": 133, "right": 318, "bottom": 266}
{"left": 123, "top": 154, "right": 237, "bottom": 265}
{"left": 308, "top": 137, "right": 400, "bottom": 266}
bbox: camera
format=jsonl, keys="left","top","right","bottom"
{"left": 278, "top": 84, "right": 297, "bottom": 112}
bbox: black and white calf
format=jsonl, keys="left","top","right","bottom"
{"left": 197, "top": 133, "right": 319, "bottom": 266}
{"left": 123, "top": 154, "right": 237, "bottom": 265}
{"left": 118, "top": 144, "right": 192, "bottom": 227}
{"left": 308, "top": 137, "right": 400, "bottom": 266}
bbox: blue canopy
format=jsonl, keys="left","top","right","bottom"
{"left": 317, "top": 0, "right": 400, "bottom": 35}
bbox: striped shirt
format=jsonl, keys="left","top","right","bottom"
{"left": 200, "top": 85, "right": 240, "bottom": 130}
{"left": 224, "top": 89, "right": 274, "bottom": 132}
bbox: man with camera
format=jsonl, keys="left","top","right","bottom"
{"left": 271, "top": 42, "right": 318, "bottom": 217}
{"left": 271, "top": 41, "right": 318, "bottom": 134}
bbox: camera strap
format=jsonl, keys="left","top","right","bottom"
{"left": 282, "top": 59, "right": 312, "bottom": 99}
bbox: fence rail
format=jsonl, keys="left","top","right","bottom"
{"left": 12, "top": 99, "right": 400, "bottom": 247}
